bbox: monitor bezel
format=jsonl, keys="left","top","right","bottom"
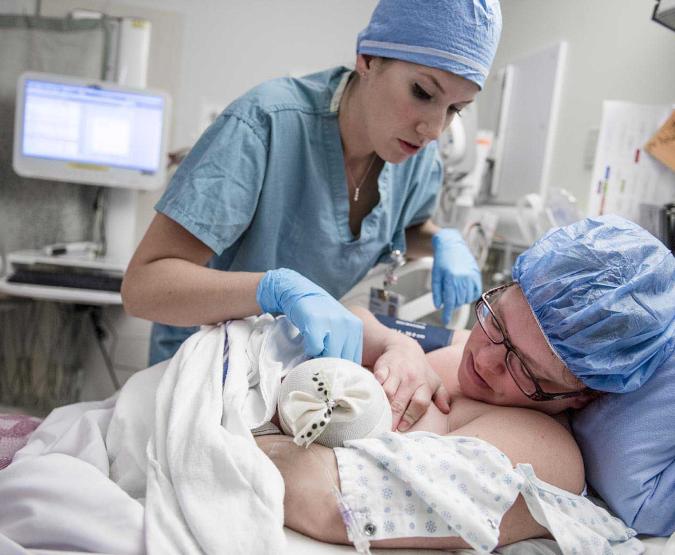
{"left": 12, "top": 71, "right": 172, "bottom": 191}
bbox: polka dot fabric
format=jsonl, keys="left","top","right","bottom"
{"left": 334, "top": 432, "right": 642, "bottom": 554}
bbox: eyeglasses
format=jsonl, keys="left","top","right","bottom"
{"left": 474, "top": 283, "right": 587, "bottom": 402}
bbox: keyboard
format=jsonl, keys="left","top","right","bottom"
{"left": 8, "top": 268, "right": 123, "bottom": 292}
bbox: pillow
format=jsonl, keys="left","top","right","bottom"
{"left": 572, "top": 352, "right": 675, "bottom": 536}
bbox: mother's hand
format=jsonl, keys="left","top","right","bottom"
{"left": 372, "top": 335, "right": 451, "bottom": 431}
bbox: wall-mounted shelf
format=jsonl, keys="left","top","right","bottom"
{"left": 0, "top": 277, "right": 122, "bottom": 305}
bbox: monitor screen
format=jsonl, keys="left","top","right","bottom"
{"left": 13, "top": 72, "right": 171, "bottom": 190}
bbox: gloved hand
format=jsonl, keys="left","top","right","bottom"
{"left": 431, "top": 228, "right": 482, "bottom": 325}
{"left": 257, "top": 268, "right": 363, "bottom": 363}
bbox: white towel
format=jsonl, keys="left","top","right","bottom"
{"left": 0, "top": 317, "right": 299, "bottom": 554}
{"left": 145, "top": 321, "right": 288, "bottom": 555}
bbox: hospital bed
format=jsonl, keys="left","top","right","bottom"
{"left": 2, "top": 349, "right": 673, "bottom": 555}
{"left": 23, "top": 530, "right": 675, "bottom": 554}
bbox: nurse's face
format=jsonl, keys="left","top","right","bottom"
{"left": 457, "top": 284, "right": 592, "bottom": 415}
{"left": 355, "top": 56, "right": 479, "bottom": 163}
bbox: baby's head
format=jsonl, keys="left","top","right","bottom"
{"left": 277, "top": 357, "right": 392, "bottom": 448}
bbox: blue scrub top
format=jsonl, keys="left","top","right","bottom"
{"left": 150, "top": 67, "right": 443, "bottom": 364}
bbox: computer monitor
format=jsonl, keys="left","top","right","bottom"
{"left": 12, "top": 71, "right": 171, "bottom": 191}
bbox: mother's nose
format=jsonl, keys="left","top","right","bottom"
{"left": 474, "top": 343, "right": 508, "bottom": 376}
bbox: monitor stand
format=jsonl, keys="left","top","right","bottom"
{"left": 103, "top": 187, "right": 139, "bottom": 267}
{"left": 5, "top": 186, "right": 138, "bottom": 274}
{"left": 0, "top": 187, "right": 141, "bottom": 304}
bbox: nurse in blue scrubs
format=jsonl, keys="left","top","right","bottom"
{"left": 121, "top": 0, "right": 502, "bottom": 429}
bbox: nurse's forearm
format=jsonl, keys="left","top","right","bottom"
{"left": 349, "top": 305, "right": 411, "bottom": 366}
{"left": 122, "top": 260, "right": 263, "bottom": 326}
{"left": 405, "top": 219, "right": 439, "bottom": 258}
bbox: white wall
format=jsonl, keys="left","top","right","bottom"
{"left": 480, "top": 0, "right": 675, "bottom": 210}
{"left": 150, "top": 0, "right": 378, "bottom": 148}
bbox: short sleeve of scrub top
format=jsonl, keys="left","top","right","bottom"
{"left": 156, "top": 111, "right": 268, "bottom": 255}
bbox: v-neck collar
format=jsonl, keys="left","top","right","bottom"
{"left": 325, "top": 68, "right": 391, "bottom": 243}
{"left": 330, "top": 70, "right": 351, "bottom": 113}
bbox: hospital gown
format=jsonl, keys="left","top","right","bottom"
{"left": 335, "top": 433, "right": 643, "bottom": 554}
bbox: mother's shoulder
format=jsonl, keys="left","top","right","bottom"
{"left": 449, "top": 398, "right": 579, "bottom": 459}
{"left": 451, "top": 396, "right": 571, "bottom": 436}
{"left": 449, "top": 397, "right": 584, "bottom": 492}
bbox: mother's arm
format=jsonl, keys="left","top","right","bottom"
{"left": 257, "top": 405, "right": 584, "bottom": 549}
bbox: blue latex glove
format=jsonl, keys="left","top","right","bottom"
{"left": 431, "top": 228, "right": 482, "bottom": 325}
{"left": 256, "top": 268, "right": 363, "bottom": 363}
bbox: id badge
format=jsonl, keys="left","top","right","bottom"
{"left": 369, "top": 287, "right": 405, "bottom": 318}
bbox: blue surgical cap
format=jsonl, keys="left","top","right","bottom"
{"left": 357, "top": 0, "right": 502, "bottom": 89}
{"left": 513, "top": 215, "right": 675, "bottom": 394}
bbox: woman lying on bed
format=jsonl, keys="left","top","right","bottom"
{"left": 256, "top": 214, "right": 675, "bottom": 551}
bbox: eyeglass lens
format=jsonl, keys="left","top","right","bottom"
{"left": 476, "top": 301, "right": 503, "bottom": 343}
{"left": 505, "top": 351, "right": 537, "bottom": 395}
{"left": 476, "top": 299, "right": 537, "bottom": 396}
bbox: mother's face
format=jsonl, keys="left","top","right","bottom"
{"left": 354, "top": 56, "right": 479, "bottom": 163}
{"left": 457, "top": 284, "right": 590, "bottom": 414}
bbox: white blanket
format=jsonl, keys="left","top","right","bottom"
{"left": 0, "top": 317, "right": 304, "bottom": 554}
{"left": 144, "top": 320, "right": 287, "bottom": 554}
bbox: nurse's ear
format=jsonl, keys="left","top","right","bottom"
{"left": 355, "top": 54, "right": 376, "bottom": 78}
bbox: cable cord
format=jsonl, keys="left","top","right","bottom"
{"left": 92, "top": 187, "right": 107, "bottom": 257}
{"left": 90, "top": 307, "right": 121, "bottom": 390}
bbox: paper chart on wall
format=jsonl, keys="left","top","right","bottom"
{"left": 587, "top": 101, "right": 675, "bottom": 227}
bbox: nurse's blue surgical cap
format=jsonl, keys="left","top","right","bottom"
{"left": 357, "top": 0, "right": 502, "bottom": 89}
{"left": 513, "top": 215, "right": 675, "bottom": 394}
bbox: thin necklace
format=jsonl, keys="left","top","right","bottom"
{"left": 346, "top": 153, "right": 377, "bottom": 202}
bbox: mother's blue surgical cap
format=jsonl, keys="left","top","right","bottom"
{"left": 513, "top": 215, "right": 675, "bottom": 394}
{"left": 357, "top": 0, "right": 502, "bottom": 89}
